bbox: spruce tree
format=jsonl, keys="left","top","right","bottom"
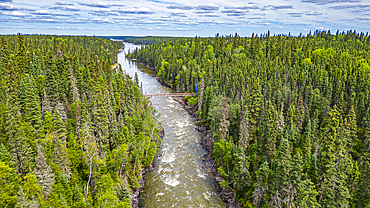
{"left": 34, "top": 146, "right": 55, "bottom": 198}
{"left": 232, "top": 148, "right": 251, "bottom": 195}
{"left": 318, "top": 105, "right": 351, "bottom": 207}
{"left": 0, "top": 160, "right": 19, "bottom": 207}
{"left": 296, "top": 179, "right": 320, "bottom": 208}
{"left": 253, "top": 161, "right": 270, "bottom": 208}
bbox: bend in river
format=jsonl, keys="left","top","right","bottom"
{"left": 118, "top": 42, "right": 225, "bottom": 208}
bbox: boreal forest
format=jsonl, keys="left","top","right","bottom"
{"left": 0, "top": 34, "right": 162, "bottom": 207}
{"left": 129, "top": 31, "right": 370, "bottom": 207}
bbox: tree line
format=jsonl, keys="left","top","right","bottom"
{"left": 0, "top": 34, "right": 162, "bottom": 207}
{"left": 130, "top": 30, "right": 370, "bottom": 207}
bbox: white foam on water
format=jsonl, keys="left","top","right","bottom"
{"left": 197, "top": 173, "right": 206, "bottom": 178}
{"left": 197, "top": 169, "right": 207, "bottom": 178}
{"left": 176, "top": 121, "right": 186, "bottom": 128}
{"left": 162, "top": 152, "right": 175, "bottom": 163}
{"left": 175, "top": 130, "right": 185, "bottom": 136}
{"left": 156, "top": 193, "right": 165, "bottom": 196}
{"left": 203, "top": 191, "right": 211, "bottom": 200}
{"left": 168, "top": 104, "right": 175, "bottom": 108}
{"left": 163, "top": 175, "right": 180, "bottom": 186}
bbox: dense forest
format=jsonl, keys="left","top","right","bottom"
{"left": 130, "top": 30, "right": 370, "bottom": 207}
{"left": 0, "top": 34, "right": 162, "bottom": 207}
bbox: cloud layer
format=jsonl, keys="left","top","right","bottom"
{"left": 0, "top": 0, "right": 369, "bottom": 36}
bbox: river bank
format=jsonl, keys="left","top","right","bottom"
{"left": 131, "top": 128, "right": 164, "bottom": 208}
{"left": 122, "top": 43, "right": 225, "bottom": 207}
{"left": 127, "top": 55, "right": 239, "bottom": 207}
{"left": 172, "top": 97, "right": 241, "bottom": 208}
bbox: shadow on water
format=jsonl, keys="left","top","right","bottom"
{"left": 118, "top": 42, "right": 225, "bottom": 208}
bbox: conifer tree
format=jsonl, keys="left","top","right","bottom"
{"left": 246, "top": 80, "right": 262, "bottom": 133}
{"left": 272, "top": 136, "right": 291, "bottom": 202}
{"left": 19, "top": 75, "right": 41, "bottom": 129}
{"left": 253, "top": 161, "right": 270, "bottom": 208}
{"left": 34, "top": 146, "right": 55, "bottom": 198}
{"left": 0, "top": 160, "right": 19, "bottom": 207}
{"left": 239, "top": 110, "right": 251, "bottom": 150}
{"left": 296, "top": 179, "right": 320, "bottom": 208}
{"left": 232, "top": 148, "right": 251, "bottom": 195}
{"left": 318, "top": 105, "right": 351, "bottom": 207}
{"left": 15, "top": 34, "right": 27, "bottom": 74}
{"left": 6, "top": 95, "right": 33, "bottom": 176}
{"left": 260, "top": 101, "right": 278, "bottom": 166}
{"left": 285, "top": 152, "right": 304, "bottom": 208}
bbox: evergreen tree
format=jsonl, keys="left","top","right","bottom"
{"left": 0, "top": 160, "right": 19, "bottom": 207}
{"left": 253, "top": 161, "right": 270, "bottom": 208}
{"left": 296, "top": 179, "right": 321, "bottom": 208}
{"left": 233, "top": 148, "right": 251, "bottom": 195}
{"left": 34, "top": 146, "right": 55, "bottom": 198}
{"left": 272, "top": 136, "right": 291, "bottom": 195}
{"left": 319, "top": 106, "right": 351, "bottom": 207}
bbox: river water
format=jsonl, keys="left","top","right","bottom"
{"left": 118, "top": 42, "right": 225, "bottom": 208}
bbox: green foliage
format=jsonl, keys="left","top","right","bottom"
{"left": 0, "top": 34, "right": 162, "bottom": 207}
{"left": 130, "top": 31, "right": 370, "bottom": 207}
{"left": 0, "top": 160, "right": 19, "bottom": 207}
{"left": 186, "top": 96, "right": 197, "bottom": 105}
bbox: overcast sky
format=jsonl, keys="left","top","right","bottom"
{"left": 0, "top": 0, "right": 369, "bottom": 37}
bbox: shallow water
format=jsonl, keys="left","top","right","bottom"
{"left": 118, "top": 42, "right": 225, "bottom": 208}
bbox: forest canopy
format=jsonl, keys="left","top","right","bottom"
{"left": 130, "top": 30, "right": 370, "bottom": 207}
{"left": 0, "top": 34, "right": 162, "bottom": 207}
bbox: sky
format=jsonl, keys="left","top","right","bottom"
{"left": 0, "top": 0, "right": 369, "bottom": 37}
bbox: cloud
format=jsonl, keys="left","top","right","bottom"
{"left": 196, "top": 3, "right": 219, "bottom": 11}
{"left": 329, "top": 3, "right": 370, "bottom": 12}
{"left": 224, "top": 5, "right": 259, "bottom": 10}
{"left": 169, "top": 12, "right": 186, "bottom": 17}
{"left": 194, "top": 11, "right": 215, "bottom": 14}
{"left": 222, "top": 9, "right": 247, "bottom": 16}
{"left": 91, "top": 18, "right": 114, "bottom": 23}
{"left": 172, "top": 20, "right": 198, "bottom": 25}
{"left": 89, "top": 9, "right": 119, "bottom": 16}
{"left": 0, "top": 3, "right": 17, "bottom": 10}
{"left": 306, "top": 11, "right": 323, "bottom": 15}
{"left": 119, "top": 7, "right": 154, "bottom": 14}
{"left": 287, "top": 23, "right": 311, "bottom": 25}
{"left": 254, "top": 21, "right": 271, "bottom": 25}
{"left": 355, "top": 17, "right": 370, "bottom": 20}
{"left": 287, "top": 12, "right": 303, "bottom": 17}
{"left": 267, "top": 4, "right": 293, "bottom": 10}
{"left": 167, "top": 5, "right": 193, "bottom": 10}
{"left": 78, "top": 2, "right": 124, "bottom": 8}
{"left": 25, "top": 17, "right": 64, "bottom": 23}
{"left": 204, "top": 14, "right": 220, "bottom": 17}
{"left": 55, "top": 2, "right": 73, "bottom": 6}
{"left": 49, "top": 5, "right": 80, "bottom": 11}
{"left": 31, "top": 9, "right": 72, "bottom": 16}
{"left": 113, "top": 16, "right": 141, "bottom": 20}
{"left": 0, "top": 2, "right": 33, "bottom": 11}
{"left": 1, "top": 11, "right": 28, "bottom": 16}
{"left": 302, "top": 0, "right": 360, "bottom": 5}
{"left": 0, "top": 0, "right": 11, "bottom": 2}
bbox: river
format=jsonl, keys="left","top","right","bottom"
{"left": 118, "top": 42, "right": 225, "bottom": 208}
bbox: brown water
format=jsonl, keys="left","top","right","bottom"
{"left": 118, "top": 42, "right": 225, "bottom": 208}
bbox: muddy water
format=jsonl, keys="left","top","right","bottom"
{"left": 118, "top": 42, "right": 225, "bottom": 208}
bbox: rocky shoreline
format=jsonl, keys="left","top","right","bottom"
{"left": 131, "top": 128, "right": 164, "bottom": 208}
{"left": 172, "top": 97, "right": 241, "bottom": 208}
